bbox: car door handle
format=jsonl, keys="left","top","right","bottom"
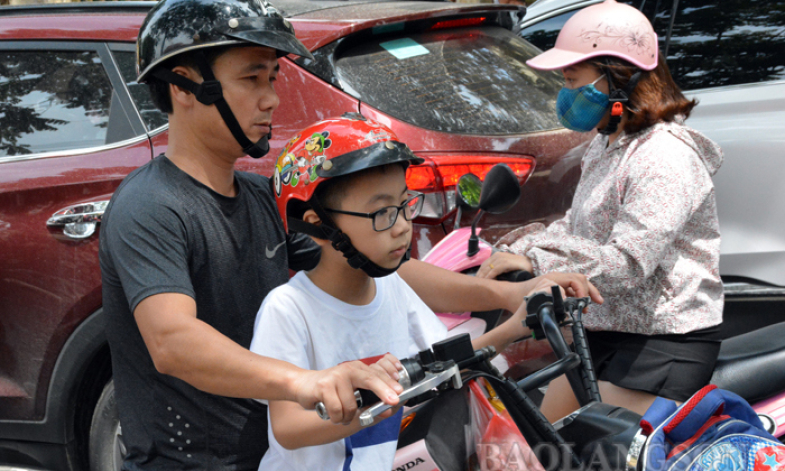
{"left": 47, "top": 200, "right": 110, "bottom": 239}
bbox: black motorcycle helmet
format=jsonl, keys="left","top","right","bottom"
{"left": 136, "top": 0, "right": 314, "bottom": 158}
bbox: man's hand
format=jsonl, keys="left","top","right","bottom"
{"left": 291, "top": 360, "right": 403, "bottom": 424}
{"left": 371, "top": 353, "right": 404, "bottom": 382}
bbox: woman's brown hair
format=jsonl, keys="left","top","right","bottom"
{"left": 587, "top": 52, "right": 697, "bottom": 135}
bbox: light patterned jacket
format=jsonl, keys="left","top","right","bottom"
{"left": 498, "top": 119, "right": 724, "bottom": 335}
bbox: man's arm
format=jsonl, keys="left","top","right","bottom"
{"left": 267, "top": 355, "right": 403, "bottom": 450}
{"left": 398, "top": 258, "right": 602, "bottom": 314}
{"left": 267, "top": 397, "right": 403, "bottom": 450}
{"left": 134, "top": 293, "right": 402, "bottom": 424}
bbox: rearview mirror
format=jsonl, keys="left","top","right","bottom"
{"left": 456, "top": 173, "right": 482, "bottom": 209}
{"left": 466, "top": 164, "right": 521, "bottom": 257}
{"left": 478, "top": 164, "right": 521, "bottom": 214}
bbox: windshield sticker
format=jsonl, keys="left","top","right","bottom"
{"left": 380, "top": 38, "right": 429, "bottom": 60}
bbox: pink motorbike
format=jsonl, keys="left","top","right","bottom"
{"left": 419, "top": 165, "right": 785, "bottom": 438}
{"left": 385, "top": 163, "right": 784, "bottom": 471}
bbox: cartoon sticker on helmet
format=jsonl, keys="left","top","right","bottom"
{"left": 273, "top": 153, "right": 294, "bottom": 195}
{"left": 309, "top": 155, "right": 326, "bottom": 182}
{"left": 305, "top": 131, "right": 331, "bottom": 156}
{"left": 272, "top": 132, "right": 331, "bottom": 195}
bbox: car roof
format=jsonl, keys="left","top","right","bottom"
{"left": 0, "top": 0, "right": 518, "bottom": 47}
{"left": 0, "top": 2, "right": 154, "bottom": 41}
{"left": 520, "top": 0, "right": 598, "bottom": 27}
{"left": 290, "top": 1, "right": 519, "bottom": 50}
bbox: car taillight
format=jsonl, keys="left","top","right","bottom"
{"left": 430, "top": 17, "right": 487, "bottom": 30}
{"left": 406, "top": 154, "right": 535, "bottom": 220}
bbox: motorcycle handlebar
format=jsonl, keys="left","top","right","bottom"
{"left": 495, "top": 269, "right": 534, "bottom": 283}
{"left": 525, "top": 288, "right": 600, "bottom": 405}
{"left": 517, "top": 352, "right": 581, "bottom": 392}
{"left": 315, "top": 335, "right": 491, "bottom": 422}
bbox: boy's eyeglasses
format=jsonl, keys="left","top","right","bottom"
{"left": 325, "top": 192, "right": 424, "bottom": 232}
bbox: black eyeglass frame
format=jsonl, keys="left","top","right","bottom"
{"left": 324, "top": 192, "right": 424, "bottom": 232}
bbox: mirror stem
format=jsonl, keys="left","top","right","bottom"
{"left": 467, "top": 211, "right": 482, "bottom": 257}
{"left": 453, "top": 206, "right": 463, "bottom": 231}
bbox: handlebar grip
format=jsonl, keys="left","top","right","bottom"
{"left": 358, "top": 388, "right": 380, "bottom": 406}
{"left": 315, "top": 389, "right": 379, "bottom": 421}
{"left": 496, "top": 269, "right": 534, "bottom": 282}
{"left": 570, "top": 320, "right": 602, "bottom": 403}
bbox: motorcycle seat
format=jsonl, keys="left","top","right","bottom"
{"left": 710, "top": 321, "right": 785, "bottom": 404}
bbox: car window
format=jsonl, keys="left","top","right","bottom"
{"left": 519, "top": 10, "right": 579, "bottom": 51}
{"left": 333, "top": 26, "right": 564, "bottom": 135}
{"left": 113, "top": 51, "right": 169, "bottom": 131}
{"left": 519, "top": 0, "right": 785, "bottom": 91}
{"left": 664, "top": 0, "right": 785, "bottom": 90}
{"left": 0, "top": 50, "right": 123, "bottom": 157}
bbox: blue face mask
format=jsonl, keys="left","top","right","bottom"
{"left": 556, "top": 76, "right": 610, "bottom": 133}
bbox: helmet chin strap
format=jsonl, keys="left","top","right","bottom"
{"left": 287, "top": 199, "right": 411, "bottom": 278}
{"left": 598, "top": 69, "right": 642, "bottom": 136}
{"left": 150, "top": 51, "right": 270, "bottom": 158}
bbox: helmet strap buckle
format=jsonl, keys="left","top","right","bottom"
{"left": 610, "top": 101, "right": 625, "bottom": 117}
{"left": 194, "top": 80, "right": 223, "bottom": 106}
{"left": 598, "top": 69, "right": 642, "bottom": 136}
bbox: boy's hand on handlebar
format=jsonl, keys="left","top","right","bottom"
{"left": 476, "top": 252, "right": 533, "bottom": 280}
{"left": 292, "top": 361, "right": 403, "bottom": 424}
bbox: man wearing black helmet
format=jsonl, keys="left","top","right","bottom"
{"left": 99, "top": 0, "right": 405, "bottom": 468}
{"left": 99, "top": 0, "right": 599, "bottom": 468}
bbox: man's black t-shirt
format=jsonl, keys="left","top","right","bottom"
{"left": 99, "top": 155, "right": 319, "bottom": 470}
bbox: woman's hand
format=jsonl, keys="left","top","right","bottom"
{"left": 476, "top": 252, "right": 533, "bottom": 280}
{"left": 506, "top": 276, "right": 563, "bottom": 336}
{"left": 540, "top": 272, "right": 603, "bottom": 305}
{"left": 495, "top": 272, "right": 603, "bottom": 314}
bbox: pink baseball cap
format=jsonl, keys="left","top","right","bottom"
{"left": 526, "top": 0, "right": 659, "bottom": 71}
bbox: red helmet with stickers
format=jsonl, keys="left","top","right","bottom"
{"left": 273, "top": 114, "right": 423, "bottom": 233}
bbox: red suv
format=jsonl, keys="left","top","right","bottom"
{"left": 0, "top": 1, "right": 589, "bottom": 469}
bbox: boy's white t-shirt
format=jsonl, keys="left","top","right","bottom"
{"left": 249, "top": 270, "right": 448, "bottom": 471}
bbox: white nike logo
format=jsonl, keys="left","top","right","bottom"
{"left": 265, "top": 240, "right": 286, "bottom": 259}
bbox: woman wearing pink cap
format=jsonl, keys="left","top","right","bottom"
{"left": 477, "top": 0, "right": 724, "bottom": 421}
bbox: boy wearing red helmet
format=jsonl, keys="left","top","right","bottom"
{"left": 251, "top": 115, "right": 569, "bottom": 470}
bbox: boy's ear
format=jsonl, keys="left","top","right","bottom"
{"left": 302, "top": 210, "right": 330, "bottom": 244}
{"left": 303, "top": 209, "right": 322, "bottom": 226}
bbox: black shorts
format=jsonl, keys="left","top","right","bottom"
{"left": 586, "top": 326, "right": 722, "bottom": 402}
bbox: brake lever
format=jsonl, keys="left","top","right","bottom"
{"left": 358, "top": 363, "right": 462, "bottom": 426}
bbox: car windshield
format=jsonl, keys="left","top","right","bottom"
{"left": 333, "top": 26, "right": 563, "bottom": 135}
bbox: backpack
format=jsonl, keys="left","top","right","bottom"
{"left": 639, "top": 385, "right": 785, "bottom": 471}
